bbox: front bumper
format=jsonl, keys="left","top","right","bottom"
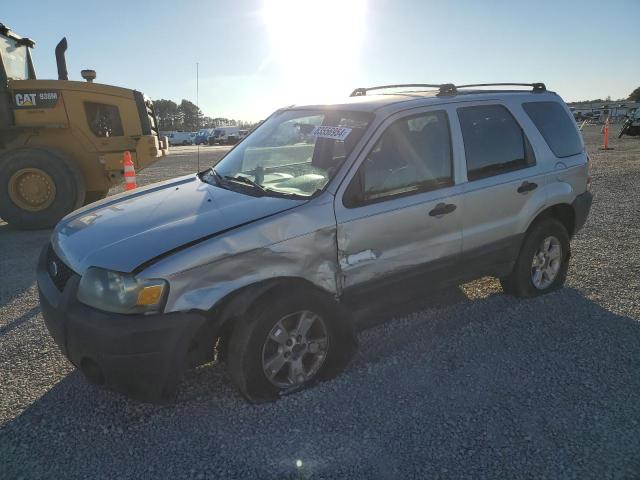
{"left": 572, "top": 190, "right": 593, "bottom": 234}
{"left": 37, "top": 246, "right": 206, "bottom": 402}
{"left": 136, "top": 134, "right": 169, "bottom": 167}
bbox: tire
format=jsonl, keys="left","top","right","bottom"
{"left": 500, "top": 218, "right": 570, "bottom": 298}
{"left": 83, "top": 187, "right": 110, "bottom": 205}
{"left": 227, "top": 286, "right": 355, "bottom": 403}
{"left": 0, "top": 148, "right": 85, "bottom": 229}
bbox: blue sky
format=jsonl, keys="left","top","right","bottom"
{"left": 4, "top": 0, "right": 638, "bottom": 121}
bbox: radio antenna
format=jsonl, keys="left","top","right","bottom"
{"left": 196, "top": 62, "right": 200, "bottom": 172}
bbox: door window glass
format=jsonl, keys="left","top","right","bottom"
{"left": 458, "top": 105, "right": 534, "bottom": 180}
{"left": 346, "top": 110, "right": 453, "bottom": 205}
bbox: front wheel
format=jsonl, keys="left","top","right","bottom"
{"left": 227, "top": 287, "right": 354, "bottom": 402}
{"left": 500, "top": 218, "right": 570, "bottom": 298}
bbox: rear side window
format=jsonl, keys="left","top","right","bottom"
{"left": 458, "top": 105, "right": 534, "bottom": 181}
{"left": 523, "top": 101, "right": 583, "bottom": 158}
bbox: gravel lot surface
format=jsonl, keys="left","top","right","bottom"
{"left": 1, "top": 129, "right": 639, "bottom": 479}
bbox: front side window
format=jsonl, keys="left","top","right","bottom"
{"left": 458, "top": 105, "right": 534, "bottom": 181}
{"left": 346, "top": 110, "right": 453, "bottom": 206}
{"left": 84, "top": 103, "right": 124, "bottom": 137}
{"left": 0, "top": 36, "right": 30, "bottom": 80}
{"left": 523, "top": 101, "right": 583, "bottom": 158}
{"left": 214, "top": 109, "right": 372, "bottom": 197}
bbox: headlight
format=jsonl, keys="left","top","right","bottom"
{"left": 77, "top": 267, "right": 168, "bottom": 314}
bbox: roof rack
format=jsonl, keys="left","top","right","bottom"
{"left": 349, "top": 82, "right": 546, "bottom": 97}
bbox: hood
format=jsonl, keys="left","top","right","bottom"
{"left": 52, "top": 175, "right": 305, "bottom": 274}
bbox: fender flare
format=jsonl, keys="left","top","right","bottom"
{"left": 187, "top": 277, "right": 358, "bottom": 367}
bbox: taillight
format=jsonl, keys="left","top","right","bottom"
{"left": 586, "top": 154, "right": 592, "bottom": 189}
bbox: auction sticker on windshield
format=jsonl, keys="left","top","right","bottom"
{"left": 311, "top": 126, "right": 352, "bottom": 141}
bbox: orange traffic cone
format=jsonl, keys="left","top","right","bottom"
{"left": 123, "top": 151, "right": 137, "bottom": 190}
{"left": 600, "top": 117, "right": 614, "bottom": 151}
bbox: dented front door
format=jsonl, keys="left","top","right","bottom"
{"left": 333, "top": 107, "right": 464, "bottom": 291}
{"left": 335, "top": 186, "right": 463, "bottom": 291}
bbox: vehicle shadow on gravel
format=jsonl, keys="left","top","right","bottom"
{"left": 2, "top": 284, "right": 640, "bottom": 479}
{"left": 0, "top": 223, "right": 51, "bottom": 309}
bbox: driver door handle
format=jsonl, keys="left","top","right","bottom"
{"left": 517, "top": 181, "right": 538, "bottom": 194}
{"left": 429, "top": 203, "right": 457, "bottom": 217}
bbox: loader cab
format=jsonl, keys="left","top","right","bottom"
{"left": 0, "top": 26, "right": 36, "bottom": 81}
{"left": 0, "top": 25, "right": 36, "bottom": 130}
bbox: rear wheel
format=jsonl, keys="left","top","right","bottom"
{"left": 500, "top": 218, "right": 570, "bottom": 298}
{"left": 0, "top": 148, "right": 85, "bottom": 229}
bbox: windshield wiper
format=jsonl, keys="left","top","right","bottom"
{"left": 210, "top": 168, "right": 224, "bottom": 185}
{"left": 204, "top": 171, "right": 309, "bottom": 199}
{"left": 223, "top": 175, "right": 267, "bottom": 195}
{"left": 199, "top": 167, "right": 223, "bottom": 187}
{"left": 262, "top": 188, "right": 311, "bottom": 200}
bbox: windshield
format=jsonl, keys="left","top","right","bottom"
{"left": 213, "top": 109, "right": 372, "bottom": 197}
{"left": 0, "top": 36, "right": 30, "bottom": 80}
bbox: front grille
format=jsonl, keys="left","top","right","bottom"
{"left": 133, "top": 90, "right": 159, "bottom": 137}
{"left": 47, "top": 245, "right": 74, "bottom": 292}
{"left": 146, "top": 99, "right": 159, "bottom": 136}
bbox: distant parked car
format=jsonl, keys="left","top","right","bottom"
{"left": 168, "top": 132, "right": 194, "bottom": 146}
{"left": 208, "top": 126, "right": 240, "bottom": 145}
{"left": 195, "top": 128, "right": 213, "bottom": 145}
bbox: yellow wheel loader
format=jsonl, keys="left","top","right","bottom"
{"left": 0, "top": 23, "right": 168, "bottom": 229}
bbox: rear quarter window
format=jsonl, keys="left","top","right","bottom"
{"left": 523, "top": 101, "right": 583, "bottom": 158}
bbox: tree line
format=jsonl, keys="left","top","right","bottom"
{"left": 569, "top": 87, "right": 640, "bottom": 106}
{"left": 153, "top": 99, "right": 256, "bottom": 132}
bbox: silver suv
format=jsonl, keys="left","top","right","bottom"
{"left": 38, "top": 83, "right": 593, "bottom": 402}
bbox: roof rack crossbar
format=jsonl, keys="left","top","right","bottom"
{"left": 350, "top": 83, "right": 456, "bottom": 97}
{"left": 350, "top": 82, "right": 546, "bottom": 97}
{"left": 455, "top": 82, "right": 546, "bottom": 92}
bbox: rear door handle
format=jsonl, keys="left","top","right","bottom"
{"left": 517, "top": 181, "right": 538, "bottom": 194}
{"left": 429, "top": 203, "right": 457, "bottom": 217}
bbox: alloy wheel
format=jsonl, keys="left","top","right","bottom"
{"left": 261, "top": 310, "right": 329, "bottom": 388}
{"left": 531, "top": 235, "right": 562, "bottom": 289}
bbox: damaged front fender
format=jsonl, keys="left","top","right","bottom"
{"left": 140, "top": 195, "right": 341, "bottom": 313}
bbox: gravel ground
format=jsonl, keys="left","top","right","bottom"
{"left": 1, "top": 128, "right": 639, "bottom": 479}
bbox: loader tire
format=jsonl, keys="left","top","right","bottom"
{"left": 0, "top": 148, "right": 85, "bottom": 230}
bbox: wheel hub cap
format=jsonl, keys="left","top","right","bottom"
{"left": 261, "top": 310, "right": 329, "bottom": 388}
{"left": 531, "top": 235, "right": 562, "bottom": 289}
{"left": 8, "top": 168, "right": 57, "bottom": 211}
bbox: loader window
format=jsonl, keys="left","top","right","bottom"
{"left": 84, "top": 102, "right": 124, "bottom": 137}
{"left": 0, "top": 36, "right": 30, "bottom": 80}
